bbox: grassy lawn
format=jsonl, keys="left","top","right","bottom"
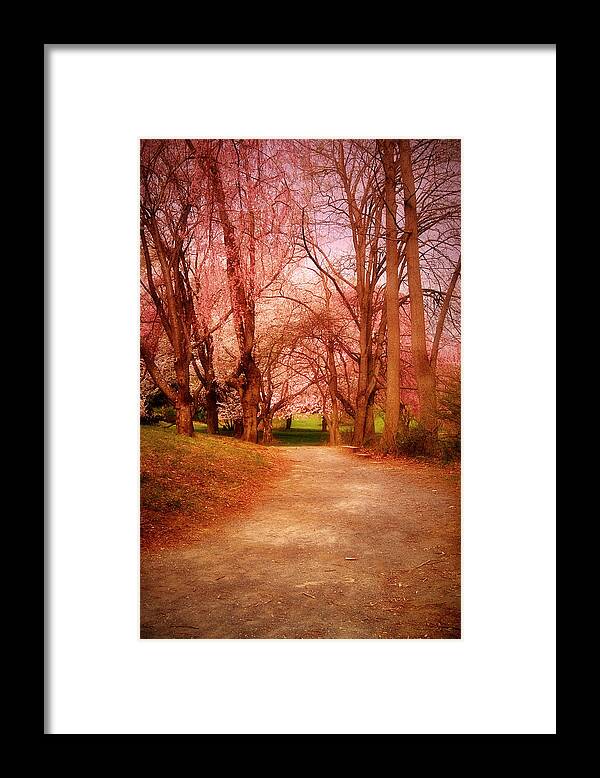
{"left": 270, "top": 413, "right": 384, "bottom": 446}
{"left": 162, "top": 412, "right": 386, "bottom": 447}
{"left": 272, "top": 413, "right": 328, "bottom": 446}
{"left": 140, "top": 424, "right": 284, "bottom": 551}
{"left": 272, "top": 427, "right": 329, "bottom": 446}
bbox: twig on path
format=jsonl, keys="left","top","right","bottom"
{"left": 172, "top": 625, "right": 201, "bottom": 630}
{"left": 414, "top": 558, "right": 435, "bottom": 569}
{"left": 302, "top": 592, "right": 317, "bottom": 599}
{"left": 253, "top": 599, "right": 273, "bottom": 607}
{"left": 344, "top": 557, "right": 358, "bottom": 561}
{"left": 401, "top": 558, "right": 448, "bottom": 572}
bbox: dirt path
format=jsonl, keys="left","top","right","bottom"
{"left": 140, "top": 447, "right": 460, "bottom": 639}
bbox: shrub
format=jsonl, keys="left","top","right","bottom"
{"left": 395, "top": 424, "right": 432, "bottom": 457}
{"left": 339, "top": 428, "right": 354, "bottom": 445}
{"left": 162, "top": 406, "right": 176, "bottom": 423}
{"left": 438, "top": 434, "right": 461, "bottom": 463}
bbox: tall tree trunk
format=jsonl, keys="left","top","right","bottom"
{"left": 240, "top": 357, "right": 260, "bottom": 443}
{"left": 195, "top": 331, "right": 219, "bottom": 435}
{"left": 326, "top": 340, "right": 341, "bottom": 445}
{"left": 352, "top": 314, "right": 371, "bottom": 446}
{"left": 175, "top": 402, "right": 194, "bottom": 436}
{"left": 364, "top": 400, "right": 376, "bottom": 445}
{"left": 328, "top": 406, "right": 340, "bottom": 446}
{"left": 382, "top": 140, "right": 401, "bottom": 450}
{"left": 353, "top": 402, "right": 368, "bottom": 447}
{"left": 398, "top": 140, "right": 438, "bottom": 451}
{"left": 175, "top": 361, "right": 194, "bottom": 436}
{"left": 205, "top": 384, "right": 219, "bottom": 434}
{"left": 262, "top": 415, "right": 273, "bottom": 444}
{"left": 430, "top": 256, "right": 461, "bottom": 375}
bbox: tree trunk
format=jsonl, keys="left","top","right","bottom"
{"left": 364, "top": 401, "right": 376, "bottom": 445}
{"left": 352, "top": 399, "right": 368, "bottom": 447}
{"left": 233, "top": 419, "right": 244, "bottom": 438}
{"left": 285, "top": 415, "right": 292, "bottom": 430}
{"left": 328, "top": 401, "right": 341, "bottom": 445}
{"left": 262, "top": 416, "right": 273, "bottom": 444}
{"left": 382, "top": 140, "right": 401, "bottom": 451}
{"left": 326, "top": 340, "right": 341, "bottom": 446}
{"left": 174, "top": 361, "right": 194, "bottom": 436}
{"left": 398, "top": 139, "right": 438, "bottom": 452}
{"left": 399, "top": 402, "right": 411, "bottom": 438}
{"left": 205, "top": 384, "right": 219, "bottom": 434}
{"left": 352, "top": 340, "right": 370, "bottom": 446}
{"left": 175, "top": 402, "right": 194, "bottom": 436}
{"left": 240, "top": 358, "right": 260, "bottom": 443}
{"left": 321, "top": 415, "right": 328, "bottom": 431}
{"left": 352, "top": 302, "right": 373, "bottom": 447}
{"left": 241, "top": 399, "right": 258, "bottom": 442}
{"left": 328, "top": 420, "right": 340, "bottom": 445}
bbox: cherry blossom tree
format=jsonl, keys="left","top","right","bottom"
{"left": 188, "top": 139, "right": 298, "bottom": 442}
{"left": 140, "top": 140, "right": 199, "bottom": 435}
{"left": 139, "top": 138, "right": 460, "bottom": 452}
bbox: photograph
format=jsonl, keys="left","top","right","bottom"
{"left": 139, "top": 138, "right": 461, "bottom": 639}
{"left": 47, "top": 44, "right": 555, "bottom": 734}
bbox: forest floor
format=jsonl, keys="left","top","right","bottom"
{"left": 141, "top": 443, "right": 460, "bottom": 639}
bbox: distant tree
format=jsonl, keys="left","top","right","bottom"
{"left": 298, "top": 140, "right": 387, "bottom": 446}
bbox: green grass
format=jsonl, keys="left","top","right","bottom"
{"left": 269, "top": 413, "right": 384, "bottom": 446}
{"left": 155, "top": 412, "right": 384, "bottom": 447}
{"left": 272, "top": 414, "right": 327, "bottom": 446}
{"left": 277, "top": 413, "right": 323, "bottom": 430}
{"left": 272, "top": 428, "right": 329, "bottom": 446}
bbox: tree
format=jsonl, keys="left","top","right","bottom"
{"left": 298, "top": 140, "right": 387, "bottom": 446}
{"left": 380, "top": 140, "right": 402, "bottom": 450}
{"left": 399, "top": 138, "right": 437, "bottom": 444}
{"left": 140, "top": 140, "right": 198, "bottom": 436}
{"left": 192, "top": 139, "right": 297, "bottom": 442}
{"left": 397, "top": 139, "right": 461, "bottom": 452}
{"left": 139, "top": 138, "right": 460, "bottom": 454}
{"left": 188, "top": 247, "right": 230, "bottom": 435}
{"left": 255, "top": 309, "right": 313, "bottom": 444}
